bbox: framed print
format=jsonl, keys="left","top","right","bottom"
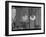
{"left": 5, "top": 1, "right": 45, "bottom": 36}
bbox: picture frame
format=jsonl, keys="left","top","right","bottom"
{"left": 5, "top": 1, "right": 45, "bottom": 36}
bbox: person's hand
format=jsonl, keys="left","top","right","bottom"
{"left": 22, "top": 15, "right": 28, "bottom": 22}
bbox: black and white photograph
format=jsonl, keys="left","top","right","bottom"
{"left": 5, "top": 1, "right": 45, "bottom": 36}
{"left": 12, "top": 6, "right": 41, "bottom": 31}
